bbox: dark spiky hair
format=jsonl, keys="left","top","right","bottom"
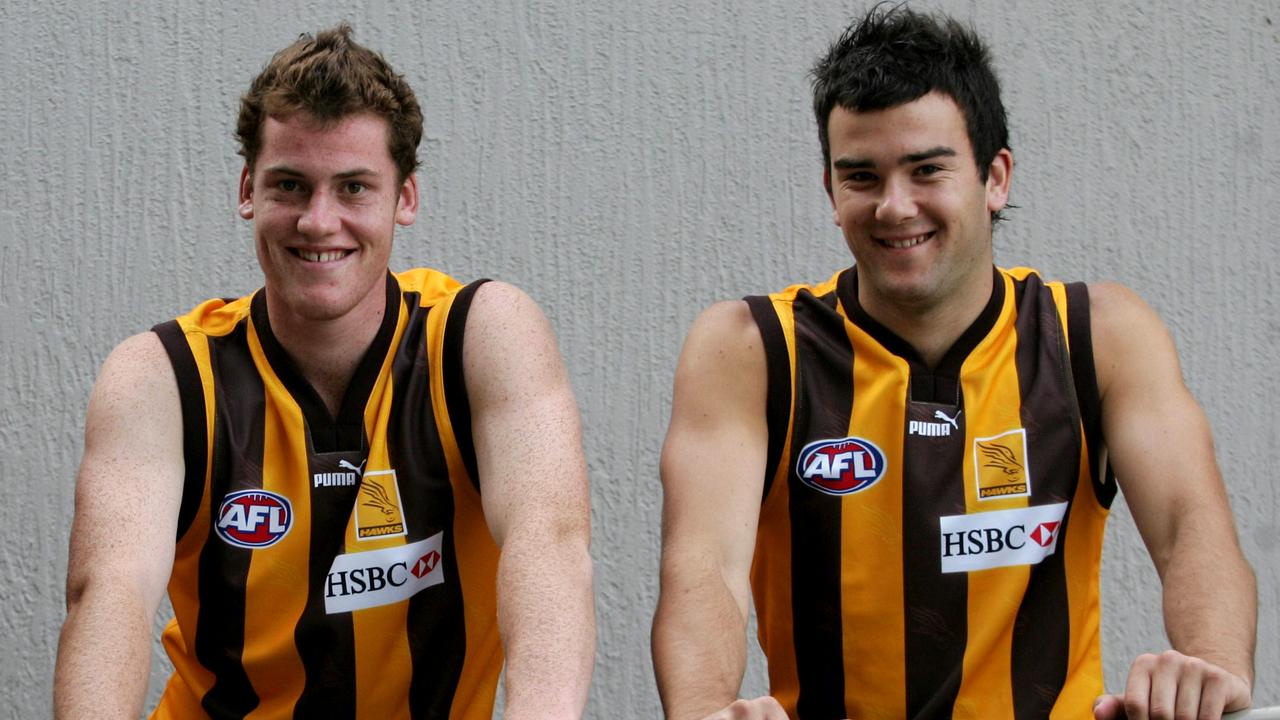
{"left": 812, "top": 4, "right": 1010, "bottom": 220}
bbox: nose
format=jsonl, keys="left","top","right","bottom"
{"left": 874, "top": 177, "right": 918, "bottom": 224}
{"left": 297, "top": 191, "right": 341, "bottom": 237}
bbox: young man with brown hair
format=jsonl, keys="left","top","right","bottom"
{"left": 54, "top": 24, "right": 594, "bottom": 719}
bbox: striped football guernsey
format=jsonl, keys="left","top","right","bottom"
{"left": 149, "top": 269, "right": 501, "bottom": 720}
{"left": 745, "top": 266, "right": 1115, "bottom": 720}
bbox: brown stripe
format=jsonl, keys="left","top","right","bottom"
{"left": 153, "top": 320, "right": 209, "bottom": 542}
{"left": 1064, "top": 282, "right": 1114, "bottom": 508}
{"left": 746, "top": 295, "right": 793, "bottom": 500}
{"left": 787, "top": 284, "right": 851, "bottom": 719}
{"left": 196, "top": 319, "right": 262, "bottom": 718}
{"left": 442, "top": 279, "right": 488, "bottom": 491}
{"left": 901, "top": 394, "right": 968, "bottom": 717}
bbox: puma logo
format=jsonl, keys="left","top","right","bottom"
{"left": 338, "top": 459, "right": 366, "bottom": 476}
{"left": 314, "top": 459, "right": 365, "bottom": 488}
{"left": 934, "top": 410, "right": 961, "bottom": 429}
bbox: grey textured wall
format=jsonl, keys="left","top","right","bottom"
{"left": 3, "top": 0, "right": 1276, "bottom": 716}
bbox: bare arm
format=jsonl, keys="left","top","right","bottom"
{"left": 1088, "top": 283, "right": 1255, "bottom": 720}
{"left": 652, "top": 301, "right": 786, "bottom": 720}
{"left": 54, "top": 332, "right": 185, "bottom": 719}
{"left": 463, "top": 282, "right": 594, "bottom": 719}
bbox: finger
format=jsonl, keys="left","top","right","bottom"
{"left": 1222, "top": 671, "right": 1253, "bottom": 714}
{"left": 1093, "top": 693, "right": 1125, "bottom": 719}
{"left": 1172, "top": 661, "right": 1205, "bottom": 720}
{"left": 1145, "top": 652, "right": 1182, "bottom": 720}
{"left": 1125, "top": 655, "right": 1155, "bottom": 720}
{"left": 1195, "top": 671, "right": 1231, "bottom": 720}
{"left": 711, "top": 697, "right": 788, "bottom": 720}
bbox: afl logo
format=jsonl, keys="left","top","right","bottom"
{"left": 216, "top": 490, "right": 293, "bottom": 548}
{"left": 797, "top": 436, "right": 887, "bottom": 496}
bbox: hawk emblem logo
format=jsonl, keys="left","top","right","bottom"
{"left": 354, "top": 469, "right": 408, "bottom": 540}
{"left": 973, "top": 429, "right": 1031, "bottom": 500}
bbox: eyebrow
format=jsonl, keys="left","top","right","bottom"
{"left": 260, "top": 165, "right": 380, "bottom": 179}
{"left": 832, "top": 145, "right": 957, "bottom": 170}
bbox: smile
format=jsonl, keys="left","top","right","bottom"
{"left": 292, "top": 248, "right": 353, "bottom": 263}
{"left": 875, "top": 231, "right": 935, "bottom": 249}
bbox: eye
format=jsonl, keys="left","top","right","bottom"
{"left": 277, "top": 179, "right": 302, "bottom": 192}
{"left": 914, "top": 164, "right": 942, "bottom": 177}
{"left": 842, "top": 171, "right": 877, "bottom": 185}
{"left": 344, "top": 181, "right": 367, "bottom": 195}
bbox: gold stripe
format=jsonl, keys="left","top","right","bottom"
{"left": 842, "top": 314, "right": 909, "bottom": 719}
{"left": 752, "top": 293, "right": 800, "bottom": 710}
{"left": 350, "top": 293, "right": 415, "bottom": 720}
{"left": 241, "top": 319, "right": 309, "bottom": 718}
{"left": 953, "top": 271, "right": 1027, "bottom": 718}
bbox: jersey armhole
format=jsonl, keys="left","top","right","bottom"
{"left": 152, "top": 320, "right": 209, "bottom": 540}
{"left": 1065, "top": 282, "right": 1117, "bottom": 508}
{"left": 745, "top": 296, "right": 791, "bottom": 501}
{"left": 442, "top": 279, "right": 491, "bottom": 493}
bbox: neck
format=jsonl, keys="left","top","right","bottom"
{"left": 263, "top": 285, "right": 387, "bottom": 417}
{"left": 858, "top": 269, "right": 994, "bottom": 369}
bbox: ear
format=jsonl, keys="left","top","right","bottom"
{"left": 395, "top": 173, "right": 420, "bottom": 226}
{"left": 238, "top": 165, "right": 254, "bottom": 220}
{"left": 985, "top": 148, "right": 1013, "bottom": 214}
{"left": 824, "top": 166, "right": 840, "bottom": 226}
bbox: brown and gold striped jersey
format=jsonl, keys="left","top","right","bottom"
{"left": 149, "top": 269, "right": 501, "bottom": 720}
{"left": 745, "top": 266, "right": 1115, "bottom": 720}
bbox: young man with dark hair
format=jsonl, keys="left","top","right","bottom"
{"left": 653, "top": 6, "right": 1255, "bottom": 719}
{"left": 54, "top": 25, "right": 594, "bottom": 719}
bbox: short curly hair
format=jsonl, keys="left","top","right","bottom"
{"left": 236, "top": 23, "right": 423, "bottom": 181}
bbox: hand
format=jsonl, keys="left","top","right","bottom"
{"left": 1093, "top": 650, "right": 1251, "bottom": 720}
{"left": 700, "top": 696, "right": 789, "bottom": 719}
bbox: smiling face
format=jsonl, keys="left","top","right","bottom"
{"left": 238, "top": 112, "right": 418, "bottom": 327}
{"left": 826, "top": 92, "right": 1010, "bottom": 317}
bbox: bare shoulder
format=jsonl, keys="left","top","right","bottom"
{"left": 660, "top": 301, "right": 770, "bottom": 587}
{"left": 461, "top": 280, "right": 564, "bottom": 395}
{"left": 69, "top": 331, "right": 184, "bottom": 586}
{"left": 1086, "top": 281, "right": 1159, "bottom": 329}
{"left": 460, "top": 281, "right": 586, "bottom": 541}
{"left": 665, "top": 300, "right": 768, "bottom": 462}
{"left": 465, "top": 280, "right": 550, "bottom": 338}
{"left": 676, "top": 300, "right": 767, "bottom": 390}
{"left": 87, "top": 331, "right": 181, "bottom": 433}
{"left": 1085, "top": 281, "right": 1180, "bottom": 397}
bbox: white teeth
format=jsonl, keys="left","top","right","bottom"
{"left": 882, "top": 233, "right": 931, "bottom": 249}
{"left": 298, "top": 249, "right": 348, "bottom": 262}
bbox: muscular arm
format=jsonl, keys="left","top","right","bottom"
{"left": 653, "top": 301, "right": 784, "bottom": 720}
{"left": 1089, "top": 282, "right": 1255, "bottom": 719}
{"left": 54, "top": 332, "right": 185, "bottom": 719}
{"left": 463, "top": 282, "right": 594, "bottom": 719}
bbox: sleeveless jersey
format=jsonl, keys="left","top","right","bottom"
{"left": 150, "top": 269, "right": 501, "bottom": 720}
{"left": 745, "top": 266, "right": 1116, "bottom": 720}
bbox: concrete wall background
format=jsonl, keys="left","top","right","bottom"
{"left": 3, "top": 0, "right": 1275, "bottom": 716}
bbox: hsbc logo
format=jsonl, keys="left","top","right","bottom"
{"left": 938, "top": 502, "right": 1067, "bottom": 573}
{"left": 410, "top": 552, "right": 439, "bottom": 578}
{"left": 796, "top": 436, "right": 887, "bottom": 496}
{"left": 324, "top": 532, "right": 445, "bottom": 614}
{"left": 1028, "top": 521, "right": 1060, "bottom": 547}
{"left": 215, "top": 490, "right": 293, "bottom": 548}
